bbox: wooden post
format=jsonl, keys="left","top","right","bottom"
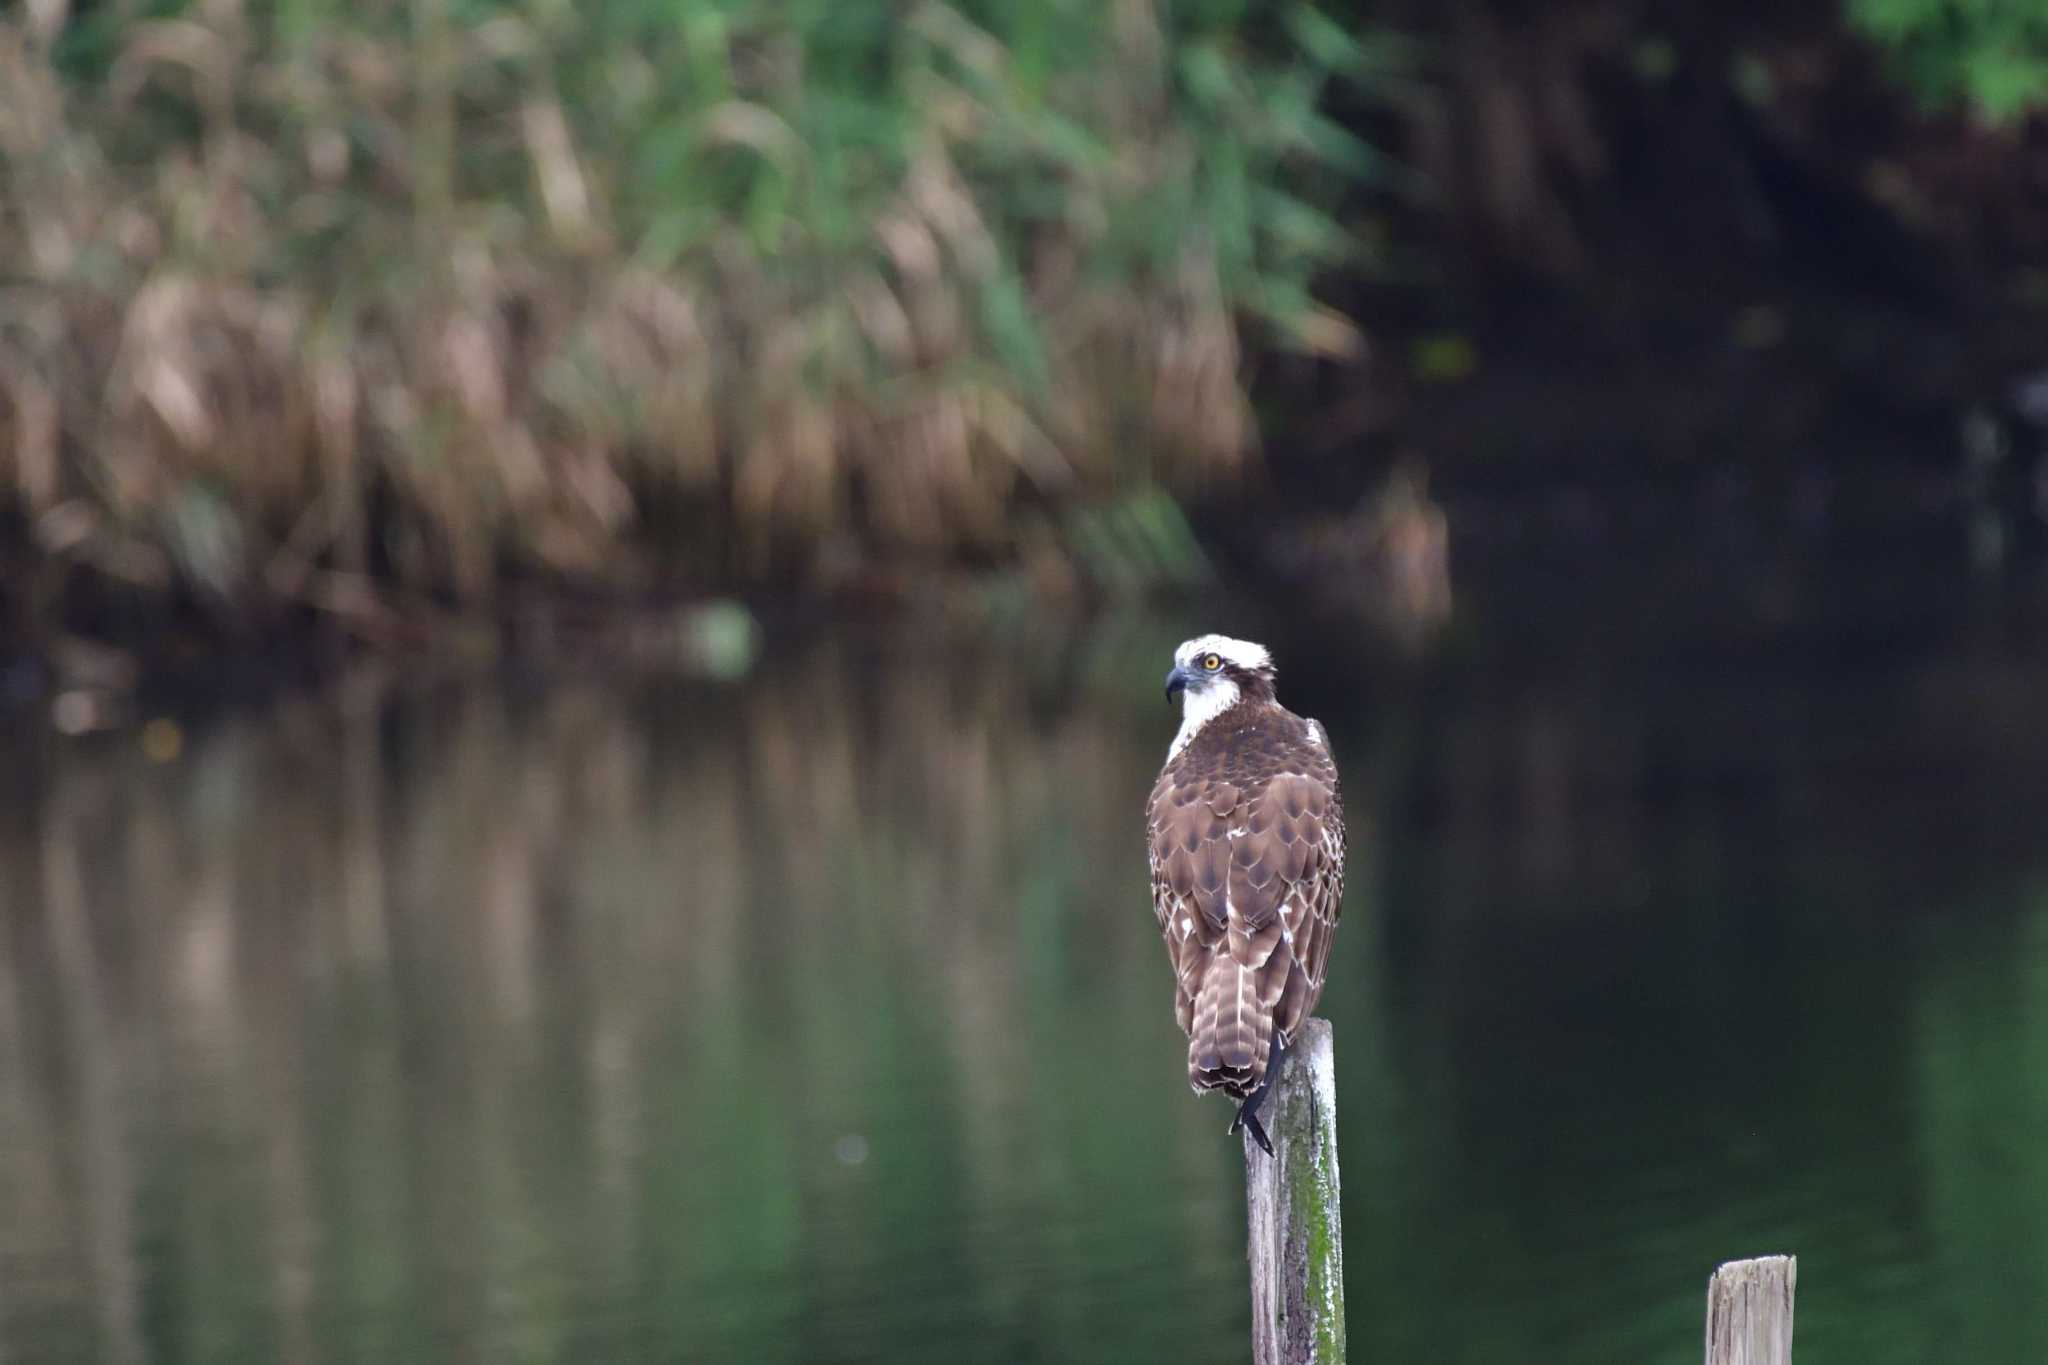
{"left": 1705, "top": 1255, "right": 1796, "bottom": 1365}
{"left": 1244, "top": 1017, "right": 1344, "bottom": 1365}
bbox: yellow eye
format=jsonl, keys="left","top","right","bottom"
{"left": 1202, "top": 654, "right": 1222, "bottom": 671}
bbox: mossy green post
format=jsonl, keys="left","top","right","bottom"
{"left": 1243, "top": 1017, "right": 1345, "bottom": 1365}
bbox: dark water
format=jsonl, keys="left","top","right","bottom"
{"left": 3, "top": 581, "right": 2047, "bottom": 1364}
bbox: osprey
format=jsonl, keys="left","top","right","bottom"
{"left": 1147, "top": 635, "right": 1344, "bottom": 1155}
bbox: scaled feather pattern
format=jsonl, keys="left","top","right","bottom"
{"left": 1147, "top": 637, "right": 1345, "bottom": 1099}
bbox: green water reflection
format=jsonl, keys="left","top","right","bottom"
{"left": 2, "top": 609, "right": 2046, "bottom": 1363}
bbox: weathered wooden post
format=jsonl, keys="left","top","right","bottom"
{"left": 1243, "top": 1016, "right": 1344, "bottom": 1365}
{"left": 1705, "top": 1255, "right": 1796, "bottom": 1365}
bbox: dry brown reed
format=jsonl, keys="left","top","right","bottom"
{"left": 0, "top": 1, "right": 1375, "bottom": 616}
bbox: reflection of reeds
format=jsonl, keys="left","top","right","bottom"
{"left": 13, "top": 616, "right": 2048, "bottom": 1359}
{"left": 38, "top": 770, "right": 146, "bottom": 1365}
{"left": 0, "top": 2, "right": 1382, "bottom": 612}
{"left": 0, "top": 635, "right": 1266, "bottom": 1360}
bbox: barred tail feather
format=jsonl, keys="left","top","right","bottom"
{"left": 1187, "top": 958, "right": 1274, "bottom": 1099}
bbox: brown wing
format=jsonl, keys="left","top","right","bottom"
{"left": 1147, "top": 715, "right": 1344, "bottom": 1098}
{"left": 1148, "top": 772, "right": 1233, "bottom": 1040}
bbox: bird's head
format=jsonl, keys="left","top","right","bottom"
{"left": 1165, "top": 635, "right": 1276, "bottom": 716}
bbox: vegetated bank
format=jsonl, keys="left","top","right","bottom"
{"left": 6, "top": 0, "right": 2048, "bottom": 686}
{"left": 0, "top": 0, "right": 1386, "bottom": 667}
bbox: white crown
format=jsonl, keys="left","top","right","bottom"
{"left": 1174, "top": 635, "right": 1273, "bottom": 672}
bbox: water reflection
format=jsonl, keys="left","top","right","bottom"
{"left": 1, "top": 609, "right": 2046, "bottom": 1364}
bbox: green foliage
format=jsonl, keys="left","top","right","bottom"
{"left": 0, "top": 0, "right": 1396, "bottom": 604}
{"left": 1059, "top": 488, "right": 1214, "bottom": 594}
{"left": 1848, "top": 0, "right": 2048, "bottom": 122}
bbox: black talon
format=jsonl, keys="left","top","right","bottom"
{"left": 1230, "top": 1030, "right": 1289, "bottom": 1157}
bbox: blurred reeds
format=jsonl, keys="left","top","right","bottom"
{"left": 0, "top": 0, "right": 1389, "bottom": 616}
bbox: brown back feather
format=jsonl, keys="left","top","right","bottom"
{"left": 1147, "top": 697, "right": 1345, "bottom": 1099}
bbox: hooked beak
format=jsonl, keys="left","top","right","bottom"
{"left": 1164, "top": 664, "right": 1191, "bottom": 702}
